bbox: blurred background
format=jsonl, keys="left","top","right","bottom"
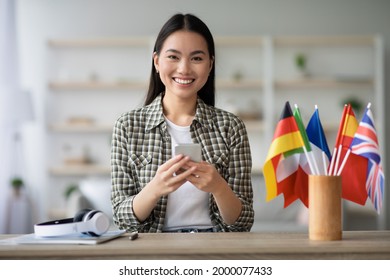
{"left": 1, "top": 0, "right": 389, "bottom": 233}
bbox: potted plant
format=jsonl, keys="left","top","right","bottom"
{"left": 341, "top": 97, "right": 364, "bottom": 116}
{"left": 64, "top": 183, "right": 79, "bottom": 201}
{"left": 295, "top": 53, "right": 309, "bottom": 78}
{"left": 10, "top": 177, "right": 24, "bottom": 196}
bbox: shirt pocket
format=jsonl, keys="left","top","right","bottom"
{"left": 129, "top": 154, "right": 153, "bottom": 187}
{"left": 130, "top": 154, "right": 152, "bottom": 169}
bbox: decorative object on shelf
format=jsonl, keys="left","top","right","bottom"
{"left": 6, "top": 177, "right": 32, "bottom": 234}
{"left": 232, "top": 69, "right": 243, "bottom": 82}
{"left": 64, "top": 183, "right": 90, "bottom": 217}
{"left": 67, "top": 116, "right": 95, "bottom": 125}
{"left": 11, "top": 177, "right": 24, "bottom": 196}
{"left": 64, "top": 183, "right": 79, "bottom": 201}
{"left": 89, "top": 72, "right": 100, "bottom": 82}
{"left": 340, "top": 96, "right": 363, "bottom": 116}
{"left": 62, "top": 144, "right": 92, "bottom": 166}
{"left": 236, "top": 99, "right": 263, "bottom": 121}
{"left": 294, "top": 53, "right": 309, "bottom": 78}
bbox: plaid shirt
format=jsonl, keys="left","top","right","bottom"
{"left": 111, "top": 94, "right": 254, "bottom": 232}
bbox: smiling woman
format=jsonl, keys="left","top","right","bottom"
{"left": 110, "top": 13, "right": 254, "bottom": 233}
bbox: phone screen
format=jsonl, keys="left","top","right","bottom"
{"left": 174, "top": 143, "right": 202, "bottom": 162}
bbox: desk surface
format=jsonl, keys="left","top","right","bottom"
{"left": 1, "top": 231, "right": 390, "bottom": 260}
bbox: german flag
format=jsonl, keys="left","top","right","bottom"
{"left": 263, "top": 102, "right": 305, "bottom": 202}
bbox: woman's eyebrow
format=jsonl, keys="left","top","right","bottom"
{"left": 165, "top": 49, "right": 206, "bottom": 56}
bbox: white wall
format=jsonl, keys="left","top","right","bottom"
{"left": 16, "top": 0, "right": 390, "bottom": 228}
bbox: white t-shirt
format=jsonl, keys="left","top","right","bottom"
{"left": 162, "top": 117, "right": 212, "bottom": 231}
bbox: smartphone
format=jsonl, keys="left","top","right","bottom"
{"left": 174, "top": 143, "right": 202, "bottom": 162}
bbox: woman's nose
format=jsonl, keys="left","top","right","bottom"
{"left": 177, "top": 59, "right": 191, "bottom": 74}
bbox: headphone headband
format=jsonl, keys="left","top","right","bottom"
{"left": 34, "top": 209, "right": 110, "bottom": 237}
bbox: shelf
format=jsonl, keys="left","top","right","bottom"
{"left": 48, "top": 81, "right": 148, "bottom": 90}
{"left": 48, "top": 36, "right": 263, "bottom": 48}
{"left": 49, "top": 164, "right": 110, "bottom": 176}
{"left": 275, "top": 78, "right": 373, "bottom": 90}
{"left": 273, "top": 36, "right": 375, "bottom": 47}
{"left": 215, "top": 36, "right": 263, "bottom": 46}
{"left": 48, "top": 37, "right": 151, "bottom": 48}
{"left": 216, "top": 79, "right": 263, "bottom": 90}
{"left": 49, "top": 123, "right": 113, "bottom": 133}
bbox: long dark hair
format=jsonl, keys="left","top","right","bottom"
{"left": 144, "top": 13, "right": 215, "bottom": 106}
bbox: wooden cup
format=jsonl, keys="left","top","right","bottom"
{"left": 309, "top": 175, "right": 342, "bottom": 241}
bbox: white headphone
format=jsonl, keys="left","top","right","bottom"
{"left": 34, "top": 209, "right": 110, "bottom": 237}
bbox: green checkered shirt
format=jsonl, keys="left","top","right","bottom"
{"left": 111, "top": 94, "right": 254, "bottom": 232}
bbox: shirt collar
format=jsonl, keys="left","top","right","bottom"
{"left": 144, "top": 93, "right": 215, "bottom": 131}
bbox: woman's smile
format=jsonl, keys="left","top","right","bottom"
{"left": 173, "top": 78, "right": 195, "bottom": 85}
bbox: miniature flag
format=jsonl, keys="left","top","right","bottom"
{"left": 335, "top": 104, "right": 359, "bottom": 148}
{"left": 306, "top": 106, "right": 331, "bottom": 175}
{"left": 350, "top": 105, "right": 384, "bottom": 213}
{"left": 291, "top": 105, "right": 316, "bottom": 207}
{"left": 263, "top": 102, "right": 305, "bottom": 202}
{"left": 333, "top": 104, "right": 368, "bottom": 205}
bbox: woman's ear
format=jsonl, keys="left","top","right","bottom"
{"left": 153, "top": 52, "right": 159, "bottom": 73}
{"left": 209, "top": 56, "right": 214, "bottom": 73}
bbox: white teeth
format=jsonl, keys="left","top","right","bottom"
{"left": 174, "top": 78, "right": 193, "bottom": 85}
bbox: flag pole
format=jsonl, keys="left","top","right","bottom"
{"left": 336, "top": 149, "right": 351, "bottom": 176}
{"left": 322, "top": 151, "right": 328, "bottom": 175}
{"left": 333, "top": 144, "right": 343, "bottom": 175}
{"left": 329, "top": 104, "right": 347, "bottom": 175}
{"left": 328, "top": 147, "right": 337, "bottom": 175}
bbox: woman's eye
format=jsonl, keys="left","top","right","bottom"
{"left": 192, "top": 56, "right": 203, "bottom": 62}
{"left": 167, "top": 55, "right": 178, "bottom": 60}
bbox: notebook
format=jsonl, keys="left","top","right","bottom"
{"left": 0, "top": 230, "right": 126, "bottom": 245}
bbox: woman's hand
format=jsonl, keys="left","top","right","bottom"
{"left": 132, "top": 154, "right": 197, "bottom": 222}
{"left": 148, "top": 154, "right": 197, "bottom": 198}
{"left": 184, "top": 161, "right": 226, "bottom": 194}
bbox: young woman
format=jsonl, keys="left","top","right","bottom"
{"left": 111, "top": 13, "right": 254, "bottom": 233}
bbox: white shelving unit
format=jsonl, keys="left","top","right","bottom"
{"left": 272, "top": 35, "right": 383, "bottom": 152}
{"left": 45, "top": 35, "right": 384, "bottom": 223}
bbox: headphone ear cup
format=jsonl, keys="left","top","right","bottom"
{"left": 83, "top": 210, "right": 101, "bottom": 237}
{"left": 73, "top": 208, "right": 93, "bottom": 223}
{"left": 72, "top": 208, "right": 109, "bottom": 237}
{"left": 74, "top": 208, "right": 98, "bottom": 236}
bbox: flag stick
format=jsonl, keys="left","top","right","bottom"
{"left": 311, "top": 150, "right": 320, "bottom": 175}
{"left": 322, "top": 151, "right": 328, "bottom": 175}
{"left": 333, "top": 144, "right": 343, "bottom": 175}
{"left": 328, "top": 147, "right": 337, "bottom": 175}
{"left": 303, "top": 145, "right": 316, "bottom": 175}
{"left": 336, "top": 148, "right": 351, "bottom": 175}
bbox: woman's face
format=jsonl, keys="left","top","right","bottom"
{"left": 154, "top": 30, "right": 213, "bottom": 101}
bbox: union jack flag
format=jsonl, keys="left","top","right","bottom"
{"left": 350, "top": 105, "right": 385, "bottom": 213}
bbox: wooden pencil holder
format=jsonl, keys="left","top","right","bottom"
{"left": 308, "top": 175, "right": 342, "bottom": 241}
